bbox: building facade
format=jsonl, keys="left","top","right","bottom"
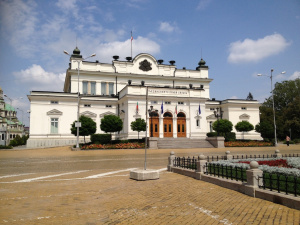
{"left": 0, "top": 87, "right": 25, "bottom": 146}
{"left": 27, "top": 48, "right": 262, "bottom": 148}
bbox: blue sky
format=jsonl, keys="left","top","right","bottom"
{"left": 0, "top": 0, "right": 299, "bottom": 127}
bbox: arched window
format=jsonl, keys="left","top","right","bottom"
{"left": 177, "top": 112, "right": 186, "bottom": 118}
{"left": 163, "top": 112, "right": 173, "bottom": 117}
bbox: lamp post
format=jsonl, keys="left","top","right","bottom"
{"left": 214, "top": 107, "right": 223, "bottom": 136}
{"left": 148, "top": 105, "right": 158, "bottom": 137}
{"left": 4, "top": 94, "right": 12, "bottom": 145}
{"left": 17, "top": 108, "right": 24, "bottom": 135}
{"left": 64, "top": 49, "right": 96, "bottom": 149}
{"left": 258, "top": 69, "right": 285, "bottom": 146}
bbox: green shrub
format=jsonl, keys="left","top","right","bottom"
{"left": 0, "top": 145, "right": 13, "bottom": 149}
{"left": 207, "top": 132, "right": 218, "bottom": 137}
{"left": 90, "top": 134, "right": 111, "bottom": 144}
{"left": 225, "top": 132, "right": 236, "bottom": 142}
{"left": 9, "top": 139, "right": 18, "bottom": 146}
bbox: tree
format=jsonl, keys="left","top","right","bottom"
{"left": 71, "top": 115, "right": 96, "bottom": 143}
{"left": 131, "top": 118, "right": 146, "bottom": 140}
{"left": 235, "top": 121, "right": 254, "bottom": 139}
{"left": 212, "top": 119, "right": 233, "bottom": 136}
{"left": 100, "top": 115, "right": 123, "bottom": 135}
{"left": 246, "top": 92, "right": 254, "bottom": 100}
{"left": 255, "top": 121, "right": 274, "bottom": 141}
{"left": 259, "top": 79, "right": 300, "bottom": 140}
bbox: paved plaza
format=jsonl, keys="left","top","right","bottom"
{"left": 0, "top": 145, "right": 300, "bottom": 224}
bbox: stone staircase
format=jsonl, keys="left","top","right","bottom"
{"left": 157, "top": 138, "right": 214, "bottom": 149}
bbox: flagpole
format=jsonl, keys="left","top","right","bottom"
{"left": 144, "top": 87, "right": 148, "bottom": 170}
{"left": 131, "top": 31, "right": 133, "bottom": 59}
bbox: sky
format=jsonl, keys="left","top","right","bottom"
{"left": 0, "top": 0, "right": 299, "bottom": 127}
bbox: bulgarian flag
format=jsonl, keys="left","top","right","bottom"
{"left": 175, "top": 105, "right": 177, "bottom": 115}
{"left": 161, "top": 101, "right": 164, "bottom": 114}
{"left": 136, "top": 102, "right": 139, "bottom": 113}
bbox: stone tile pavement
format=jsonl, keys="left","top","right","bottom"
{"left": 0, "top": 144, "right": 300, "bottom": 224}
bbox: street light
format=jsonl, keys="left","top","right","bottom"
{"left": 17, "top": 108, "right": 24, "bottom": 135}
{"left": 214, "top": 107, "right": 223, "bottom": 136}
{"left": 4, "top": 94, "right": 12, "bottom": 145}
{"left": 257, "top": 69, "right": 286, "bottom": 146}
{"left": 64, "top": 49, "right": 96, "bottom": 149}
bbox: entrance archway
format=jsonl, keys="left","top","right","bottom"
{"left": 149, "top": 111, "right": 159, "bottom": 137}
{"left": 163, "top": 112, "right": 173, "bottom": 137}
{"left": 177, "top": 112, "right": 186, "bottom": 137}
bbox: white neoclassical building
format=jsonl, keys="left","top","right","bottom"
{"left": 27, "top": 47, "right": 262, "bottom": 148}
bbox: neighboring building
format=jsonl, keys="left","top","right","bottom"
{"left": 27, "top": 47, "right": 262, "bottom": 148}
{"left": 0, "top": 87, "right": 25, "bottom": 146}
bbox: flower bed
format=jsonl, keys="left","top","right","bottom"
{"left": 209, "top": 158, "right": 300, "bottom": 177}
{"left": 81, "top": 142, "right": 145, "bottom": 150}
{"left": 225, "top": 141, "right": 273, "bottom": 147}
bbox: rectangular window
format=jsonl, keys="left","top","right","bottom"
{"left": 51, "top": 118, "right": 58, "bottom": 134}
{"left": 241, "top": 107, "right": 247, "bottom": 110}
{"left": 106, "top": 105, "right": 112, "bottom": 108}
{"left": 1, "top": 134, "right": 4, "bottom": 140}
{"left": 155, "top": 124, "right": 158, "bottom": 132}
{"left": 151, "top": 101, "right": 157, "bottom": 104}
{"left": 51, "top": 101, "right": 58, "bottom": 104}
{"left": 109, "top": 83, "right": 114, "bottom": 95}
{"left": 83, "top": 81, "right": 88, "bottom": 94}
{"left": 178, "top": 102, "right": 184, "bottom": 105}
{"left": 84, "top": 104, "right": 91, "bottom": 107}
{"left": 91, "top": 82, "right": 96, "bottom": 95}
{"left": 101, "top": 82, "right": 106, "bottom": 95}
{"left": 196, "top": 119, "right": 200, "bottom": 127}
{"left": 164, "top": 124, "right": 167, "bottom": 132}
{"left": 178, "top": 124, "right": 180, "bottom": 132}
{"left": 169, "top": 124, "right": 171, "bottom": 132}
{"left": 165, "top": 101, "right": 171, "bottom": 105}
{"left": 182, "top": 124, "right": 185, "bottom": 132}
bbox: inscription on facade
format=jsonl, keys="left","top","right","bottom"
{"left": 148, "top": 89, "right": 188, "bottom": 96}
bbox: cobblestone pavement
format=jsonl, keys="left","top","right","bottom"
{"left": 0, "top": 145, "right": 299, "bottom": 224}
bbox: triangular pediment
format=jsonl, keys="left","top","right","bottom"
{"left": 47, "top": 109, "right": 63, "bottom": 115}
{"left": 206, "top": 114, "right": 216, "bottom": 119}
{"left": 100, "top": 111, "right": 116, "bottom": 118}
{"left": 239, "top": 113, "right": 250, "bottom": 119}
{"left": 81, "top": 111, "right": 97, "bottom": 118}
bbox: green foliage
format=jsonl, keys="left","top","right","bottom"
{"left": 206, "top": 132, "right": 218, "bottom": 137}
{"left": 0, "top": 145, "right": 13, "bottom": 149}
{"left": 90, "top": 134, "right": 111, "bottom": 144}
{"left": 260, "top": 78, "right": 300, "bottom": 140}
{"left": 8, "top": 135, "right": 29, "bottom": 147}
{"left": 235, "top": 121, "right": 254, "bottom": 132}
{"left": 212, "top": 119, "right": 233, "bottom": 136}
{"left": 71, "top": 115, "right": 97, "bottom": 142}
{"left": 100, "top": 115, "right": 123, "bottom": 133}
{"left": 225, "top": 132, "right": 236, "bottom": 141}
{"left": 130, "top": 118, "right": 146, "bottom": 139}
{"left": 255, "top": 121, "right": 274, "bottom": 140}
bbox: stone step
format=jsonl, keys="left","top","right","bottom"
{"left": 157, "top": 138, "right": 214, "bottom": 149}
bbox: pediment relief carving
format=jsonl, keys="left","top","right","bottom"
{"left": 239, "top": 113, "right": 250, "bottom": 119}
{"left": 81, "top": 111, "right": 97, "bottom": 118}
{"left": 47, "top": 109, "right": 63, "bottom": 115}
{"left": 100, "top": 111, "right": 116, "bottom": 118}
{"left": 206, "top": 114, "right": 216, "bottom": 119}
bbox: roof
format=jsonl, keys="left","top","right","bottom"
{"left": 5, "top": 103, "right": 15, "bottom": 111}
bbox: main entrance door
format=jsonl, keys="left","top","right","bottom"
{"left": 177, "top": 112, "right": 186, "bottom": 138}
{"left": 163, "top": 112, "right": 173, "bottom": 137}
{"left": 149, "top": 112, "right": 159, "bottom": 137}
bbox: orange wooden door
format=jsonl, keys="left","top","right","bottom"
{"left": 149, "top": 117, "right": 159, "bottom": 137}
{"left": 177, "top": 118, "right": 186, "bottom": 137}
{"left": 163, "top": 118, "right": 173, "bottom": 137}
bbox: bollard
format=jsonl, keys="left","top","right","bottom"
{"left": 225, "top": 151, "right": 233, "bottom": 160}
{"left": 196, "top": 154, "right": 207, "bottom": 173}
{"left": 274, "top": 149, "right": 282, "bottom": 158}
{"left": 244, "top": 161, "right": 263, "bottom": 197}
{"left": 167, "top": 151, "right": 176, "bottom": 171}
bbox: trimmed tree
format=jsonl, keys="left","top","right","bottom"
{"left": 131, "top": 118, "right": 146, "bottom": 140}
{"left": 100, "top": 115, "right": 123, "bottom": 138}
{"left": 212, "top": 119, "right": 233, "bottom": 137}
{"left": 235, "top": 121, "right": 254, "bottom": 139}
{"left": 71, "top": 115, "right": 97, "bottom": 143}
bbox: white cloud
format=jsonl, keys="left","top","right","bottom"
{"left": 289, "top": 71, "right": 300, "bottom": 80}
{"left": 56, "top": 0, "right": 77, "bottom": 11}
{"left": 159, "top": 22, "right": 175, "bottom": 33}
{"left": 197, "top": 0, "right": 212, "bottom": 10}
{"left": 94, "top": 36, "right": 160, "bottom": 62}
{"left": 159, "top": 22, "right": 180, "bottom": 34}
{"left": 13, "top": 64, "right": 65, "bottom": 92}
{"left": 228, "top": 34, "right": 291, "bottom": 64}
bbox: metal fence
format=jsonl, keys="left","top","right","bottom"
{"left": 174, "top": 156, "right": 197, "bottom": 170}
{"left": 204, "top": 163, "right": 247, "bottom": 182}
{"left": 259, "top": 172, "right": 300, "bottom": 197}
